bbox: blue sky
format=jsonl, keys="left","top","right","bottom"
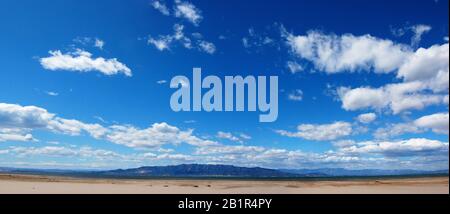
{"left": 0, "top": 0, "right": 448, "bottom": 170}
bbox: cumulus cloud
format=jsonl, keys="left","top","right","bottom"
{"left": 0, "top": 102, "right": 217, "bottom": 149}
{"left": 2, "top": 100, "right": 447, "bottom": 170}
{"left": 151, "top": 0, "right": 170, "bottom": 16}
{"left": 2, "top": 128, "right": 448, "bottom": 170}
{"left": 340, "top": 138, "right": 448, "bottom": 157}
{"left": 414, "top": 112, "right": 449, "bottom": 134}
{"left": 374, "top": 123, "right": 423, "bottom": 139}
{"left": 396, "top": 43, "right": 449, "bottom": 92}
{"left": 0, "top": 128, "right": 35, "bottom": 142}
{"left": 284, "top": 30, "right": 411, "bottom": 73}
{"left": 174, "top": 0, "right": 202, "bottom": 26}
{"left": 356, "top": 113, "right": 377, "bottom": 124}
{"left": 0, "top": 103, "right": 56, "bottom": 130}
{"left": 337, "top": 87, "right": 387, "bottom": 111}
{"left": 337, "top": 81, "right": 448, "bottom": 114}
{"left": 276, "top": 121, "right": 353, "bottom": 141}
{"left": 105, "top": 123, "right": 218, "bottom": 148}
{"left": 374, "top": 113, "right": 449, "bottom": 139}
{"left": 192, "top": 143, "right": 443, "bottom": 170}
{"left": 0, "top": 102, "right": 108, "bottom": 139}
{"left": 285, "top": 30, "right": 448, "bottom": 114}
{"left": 40, "top": 49, "right": 132, "bottom": 76}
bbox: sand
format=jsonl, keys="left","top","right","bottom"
{"left": 0, "top": 174, "right": 448, "bottom": 194}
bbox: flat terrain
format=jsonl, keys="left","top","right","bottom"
{"left": 0, "top": 174, "right": 448, "bottom": 194}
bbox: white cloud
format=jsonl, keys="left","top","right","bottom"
{"left": 0, "top": 128, "right": 35, "bottom": 142}
{"left": 410, "top": 24, "right": 432, "bottom": 47}
{"left": 94, "top": 38, "right": 105, "bottom": 50}
{"left": 8, "top": 146, "right": 122, "bottom": 160}
{"left": 241, "top": 27, "right": 277, "bottom": 51}
{"left": 173, "top": 23, "right": 192, "bottom": 48}
{"left": 414, "top": 112, "right": 449, "bottom": 134}
{"left": 40, "top": 49, "right": 132, "bottom": 76}
{"left": 216, "top": 132, "right": 251, "bottom": 143}
{"left": 147, "top": 24, "right": 215, "bottom": 54}
{"left": 374, "top": 113, "right": 449, "bottom": 139}
{"left": 2, "top": 129, "right": 448, "bottom": 170}
{"left": 374, "top": 123, "right": 423, "bottom": 139}
{"left": 340, "top": 138, "right": 448, "bottom": 157}
{"left": 47, "top": 141, "right": 60, "bottom": 145}
{"left": 338, "top": 81, "right": 448, "bottom": 114}
{"left": 239, "top": 133, "right": 252, "bottom": 140}
{"left": 45, "top": 91, "right": 58, "bottom": 96}
{"left": 105, "top": 123, "right": 218, "bottom": 148}
{"left": 151, "top": 0, "right": 170, "bottom": 16}
{"left": 285, "top": 30, "right": 411, "bottom": 73}
{"left": 332, "top": 140, "right": 356, "bottom": 148}
{"left": 157, "top": 80, "right": 167, "bottom": 84}
{"left": 286, "top": 61, "right": 303, "bottom": 73}
{"left": 10, "top": 146, "right": 78, "bottom": 157}
{"left": 0, "top": 103, "right": 56, "bottom": 129}
{"left": 288, "top": 89, "right": 303, "bottom": 101}
{"left": 285, "top": 30, "right": 448, "bottom": 114}
{"left": 191, "top": 32, "right": 203, "bottom": 39}
{"left": 73, "top": 37, "right": 105, "bottom": 50}
{"left": 242, "top": 38, "right": 249, "bottom": 48}
{"left": 174, "top": 0, "right": 202, "bottom": 26}
{"left": 337, "top": 86, "right": 388, "bottom": 111}
{"left": 148, "top": 35, "right": 173, "bottom": 51}
{"left": 216, "top": 131, "right": 245, "bottom": 143}
{"left": 391, "top": 24, "right": 432, "bottom": 47}
{"left": 396, "top": 43, "right": 449, "bottom": 92}
{"left": 356, "top": 113, "right": 377, "bottom": 124}
{"left": 0, "top": 102, "right": 217, "bottom": 149}
{"left": 216, "top": 131, "right": 240, "bottom": 142}
{"left": 198, "top": 40, "right": 216, "bottom": 54}
{"left": 73, "top": 37, "right": 93, "bottom": 46}
{"left": 195, "top": 145, "right": 265, "bottom": 155}
{"left": 276, "top": 121, "right": 353, "bottom": 141}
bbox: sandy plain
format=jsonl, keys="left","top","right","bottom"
{"left": 0, "top": 174, "right": 448, "bottom": 194}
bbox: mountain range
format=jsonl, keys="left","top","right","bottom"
{"left": 0, "top": 164, "right": 448, "bottom": 178}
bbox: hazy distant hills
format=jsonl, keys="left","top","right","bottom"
{"left": 279, "top": 168, "right": 450, "bottom": 177}
{"left": 0, "top": 164, "right": 448, "bottom": 178}
{"left": 97, "top": 164, "right": 298, "bottom": 178}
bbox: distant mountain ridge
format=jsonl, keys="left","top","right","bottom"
{"left": 0, "top": 164, "right": 448, "bottom": 178}
{"left": 279, "top": 168, "right": 449, "bottom": 177}
{"left": 98, "top": 164, "right": 298, "bottom": 178}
